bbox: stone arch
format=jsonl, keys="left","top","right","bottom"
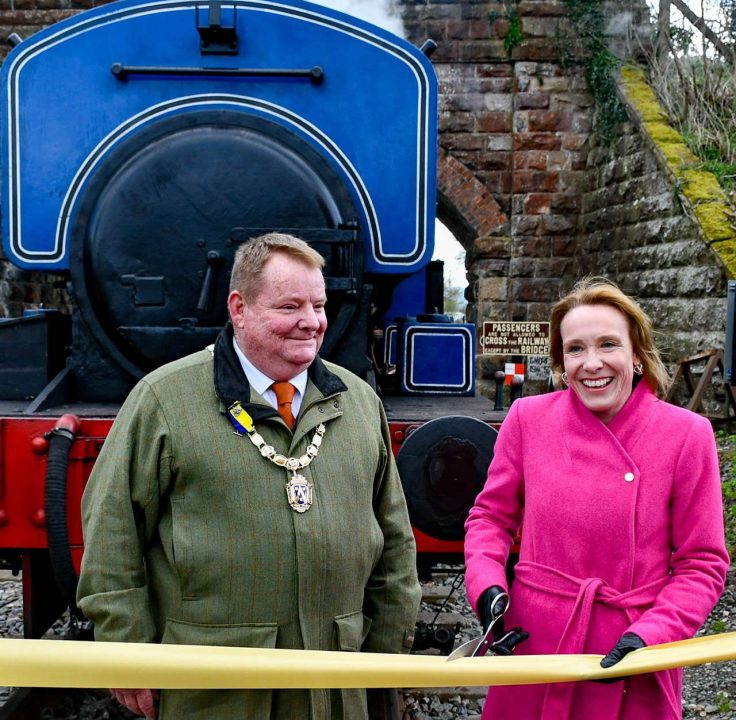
{"left": 437, "top": 150, "right": 507, "bottom": 245}
{"left": 437, "top": 150, "right": 510, "bottom": 328}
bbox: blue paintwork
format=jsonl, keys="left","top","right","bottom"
{"left": 1, "top": 0, "right": 437, "bottom": 273}
{"left": 399, "top": 320, "right": 476, "bottom": 395}
{"left": 383, "top": 272, "right": 428, "bottom": 323}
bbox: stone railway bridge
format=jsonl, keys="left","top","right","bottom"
{"left": 0, "top": 0, "right": 730, "bottom": 395}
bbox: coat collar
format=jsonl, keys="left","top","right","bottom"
{"left": 213, "top": 324, "right": 348, "bottom": 419}
{"left": 561, "top": 378, "right": 655, "bottom": 466}
{"left": 604, "top": 377, "right": 657, "bottom": 443}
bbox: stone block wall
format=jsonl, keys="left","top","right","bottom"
{"left": 401, "top": 0, "right": 597, "bottom": 394}
{"left": 0, "top": 263, "right": 70, "bottom": 317}
{"left": 401, "top": 0, "right": 596, "bottom": 341}
{"left": 0, "top": 0, "right": 84, "bottom": 62}
{"left": 581, "top": 125, "right": 728, "bottom": 360}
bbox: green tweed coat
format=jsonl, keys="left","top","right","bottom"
{"left": 77, "top": 326, "right": 421, "bottom": 720}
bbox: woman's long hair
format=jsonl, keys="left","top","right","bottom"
{"left": 549, "top": 277, "right": 671, "bottom": 398}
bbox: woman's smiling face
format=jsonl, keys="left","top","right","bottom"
{"left": 560, "top": 303, "right": 640, "bottom": 424}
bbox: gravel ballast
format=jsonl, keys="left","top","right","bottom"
{"left": 0, "top": 439, "right": 734, "bottom": 719}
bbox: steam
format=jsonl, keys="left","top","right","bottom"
{"left": 312, "top": 0, "right": 404, "bottom": 38}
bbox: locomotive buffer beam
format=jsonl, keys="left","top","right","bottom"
{"left": 110, "top": 63, "right": 324, "bottom": 83}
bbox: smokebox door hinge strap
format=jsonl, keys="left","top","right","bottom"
{"left": 196, "top": 1, "right": 239, "bottom": 56}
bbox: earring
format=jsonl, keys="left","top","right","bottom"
{"left": 633, "top": 363, "right": 643, "bottom": 375}
{"left": 561, "top": 372, "right": 568, "bottom": 385}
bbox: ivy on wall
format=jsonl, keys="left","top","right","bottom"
{"left": 557, "top": 0, "right": 629, "bottom": 144}
{"left": 489, "top": 0, "right": 523, "bottom": 56}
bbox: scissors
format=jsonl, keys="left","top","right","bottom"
{"left": 446, "top": 591, "right": 510, "bottom": 661}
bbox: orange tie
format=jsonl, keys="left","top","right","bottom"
{"left": 271, "top": 382, "right": 296, "bottom": 429}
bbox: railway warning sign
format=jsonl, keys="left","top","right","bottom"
{"left": 480, "top": 321, "right": 550, "bottom": 356}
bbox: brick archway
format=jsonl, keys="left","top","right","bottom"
{"left": 398, "top": 0, "right": 730, "bottom": 374}
{"left": 436, "top": 149, "right": 509, "bottom": 333}
{"left": 398, "top": 1, "right": 596, "bottom": 336}
{"left": 437, "top": 149, "right": 506, "bottom": 245}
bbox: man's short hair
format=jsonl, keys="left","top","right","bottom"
{"left": 229, "top": 232, "right": 325, "bottom": 300}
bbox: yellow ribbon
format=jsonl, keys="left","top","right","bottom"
{"left": 0, "top": 633, "right": 734, "bottom": 689}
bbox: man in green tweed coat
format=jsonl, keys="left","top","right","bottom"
{"left": 77, "top": 233, "right": 421, "bottom": 720}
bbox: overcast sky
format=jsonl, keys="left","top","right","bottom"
{"left": 310, "top": 0, "right": 404, "bottom": 35}
{"left": 433, "top": 221, "right": 466, "bottom": 289}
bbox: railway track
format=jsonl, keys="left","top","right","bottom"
{"left": 0, "top": 572, "right": 131, "bottom": 720}
{"left": 0, "top": 687, "right": 137, "bottom": 720}
{"left": 0, "top": 572, "right": 475, "bottom": 720}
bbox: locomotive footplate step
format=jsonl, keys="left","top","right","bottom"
{"left": 381, "top": 395, "right": 505, "bottom": 423}
{"left": 0, "top": 400, "right": 120, "bottom": 418}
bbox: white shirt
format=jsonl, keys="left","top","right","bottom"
{"left": 232, "top": 338, "right": 308, "bottom": 417}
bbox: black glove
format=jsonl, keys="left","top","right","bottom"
{"left": 600, "top": 632, "right": 646, "bottom": 668}
{"left": 478, "top": 586, "right": 529, "bottom": 655}
{"left": 596, "top": 632, "right": 646, "bottom": 682}
{"left": 478, "top": 585, "right": 508, "bottom": 634}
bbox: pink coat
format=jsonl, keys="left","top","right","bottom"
{"left": 465, "top": 381, "right": 729, "bottom": 720}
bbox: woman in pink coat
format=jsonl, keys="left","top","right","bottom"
{"left": 464, "top": 278, "right": 729, "bottom": 720}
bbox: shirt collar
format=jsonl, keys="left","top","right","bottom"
{"left": 232, "top": 337, "right": 308, "bottom": 400}
{"left": 212, "top": 324, "right": 348, "bottom": 414}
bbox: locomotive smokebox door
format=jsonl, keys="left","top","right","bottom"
{"left": 397, "top": 416, "right": 497, "bottom": 545}
{"left": 68, "top": 112, "right": 361, "bottom": 387}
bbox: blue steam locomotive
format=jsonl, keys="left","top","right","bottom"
{"left": 0, "top": 0, "right": 499, "bottom": 638}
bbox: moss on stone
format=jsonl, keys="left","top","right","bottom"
{"left": 680, "top": 169, "right": 726, "bottom": 203}
{"left": 649, "top": 124, "right": 690, "bottom": 147}
{"left": 619, "top": 70, "right": 664, "bottom": 123}
{"left": 660, "top": 143, "right": 698, "bottom": 168}
{"left": 693, "top": 203, "right": 736, "bottom": 242}
{"left": 710, "top": 241, "right": 736, "bottom": 272}
{"left": 620, "top": 64, "right": 736, "bottom": 278}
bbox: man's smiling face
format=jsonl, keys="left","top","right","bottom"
{"left": 229, "top": 252, "right": 327, "bottom": 381}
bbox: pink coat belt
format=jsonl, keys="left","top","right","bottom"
{"left": 513, "top": 560, "right": 678, "bottom": 719}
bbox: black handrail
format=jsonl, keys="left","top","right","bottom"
{"left": 111, "top": 62, "right": 324, "bottom": 83}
